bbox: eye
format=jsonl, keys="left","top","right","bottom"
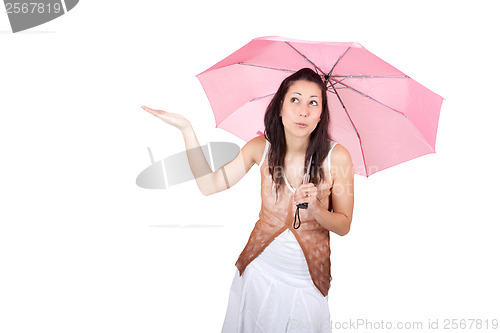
{"left": 291, "top": 97, "right": 299, "bottom": 103}
{"left": 310, "top": 100, "right": 319, "bottom": 106}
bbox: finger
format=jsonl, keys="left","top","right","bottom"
{"left": 303, "top": 188, "right": 316, "bottom": 200}
{"left": 141, "top": 106, "right": 155, "bottom": 114}
{"left": 294, "top": 195, "right": 304, "bottom": 205}
{"left": 295, "top": 193, "right": 305, "bottom": 204}
{"left": 308, "top": 186, "right": 318, "bottom": 196}
{"left": 142, "top": 106, "right": 164, "bottom": 117}
{"left": 303, "top": 183, "right": 314, "bottom": 191}
{"left": 144, "top": 110, "right": 160, "bottom": 118}
{"left": 142, "top": 106, "right": 163, "bottom": 113}
{"left": 302, "top": 184, "right": 314, "bottom": 194}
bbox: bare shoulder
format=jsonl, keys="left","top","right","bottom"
{"left": 241, "top": 135, "right": 267, "bottom": 167}
{"left": 330, "top": 143, "right": 354, "bottom": 182}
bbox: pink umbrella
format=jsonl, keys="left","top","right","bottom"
{"left": 196, "top": 36, "right": 444, "bottom": 177}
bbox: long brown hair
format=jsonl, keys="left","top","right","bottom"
{"left": 263, "top": 68, "right": 333, "bottom": 202}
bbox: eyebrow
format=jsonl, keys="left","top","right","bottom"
{"left": 291, "top": 92, "right": 319, "bottom": 98}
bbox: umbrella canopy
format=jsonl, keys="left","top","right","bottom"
{"left": 196, "top": 36, "right": 444, "bottom": 177}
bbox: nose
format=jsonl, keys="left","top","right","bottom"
{"left": 299, "top": 104, "right": 309, "bottom": 117}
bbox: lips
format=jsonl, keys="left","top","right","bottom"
{"left": 296, "top": 122, "right": 307, "bottom": 128}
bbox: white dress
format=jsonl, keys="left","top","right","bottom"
{"left": 221, "top": 141, "right": 332, "bottom": 333}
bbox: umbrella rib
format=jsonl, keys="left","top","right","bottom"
{"left": 327, "top": 46, "right": 351, "bottom": 78}
{"left": 329, "top": 84, "right": 369, "bottom": 177}
{"left": 249, "top": 93, "right": 275, "bottom": 102}
{"left": 284, "top": 42, "right": 326, "bottom": 77}
{"left": 332, "top": 77, "right": 348, "bottom": 86}
{"left": 333, "top": 75, "right": 409, "bottom": 79}
{"left": 215, "top": 93, "right": 275, "bottom": 127}
{"left": 238, "top": 63, "right": 296, "bottom": 73}
{"left": 325, "top": 75, "right": 344, "bottom": 90}
{"left": 326, "top": 87, "right": 337, "bottom": 95}
{"left": 332, "top": 79, "right": 408, "bottom": 118}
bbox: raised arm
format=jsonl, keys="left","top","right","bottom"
{"left": 181, "top": 125, "right": 264, "bottom": 195}
{"left": 142, "top": 105, "right": 264, "bottom": 196}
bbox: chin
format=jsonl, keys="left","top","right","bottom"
{"left": 291, "top": 130, "right": 312, "bottom": 138}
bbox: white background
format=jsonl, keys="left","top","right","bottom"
{"left": 1, "top": 0, "right": 499, "bottom": 332}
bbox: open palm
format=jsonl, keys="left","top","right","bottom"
{"left": 141, "top": 105, "right": 191, "bottom": 131}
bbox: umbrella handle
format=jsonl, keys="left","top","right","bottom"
{"left": 298, "top": 153, "right": 313, "bottom": 208}
{"left": 293, "top": 154, "right": 314, "bottom": 229}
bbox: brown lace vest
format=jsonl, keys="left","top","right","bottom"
{"left": 235, "top": 139, "right": 337, "bottom": 297}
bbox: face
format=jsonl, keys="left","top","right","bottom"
{"left": 280, "top": 80, "right": 323, "bottom": 139}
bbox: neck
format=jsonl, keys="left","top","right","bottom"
{"left": 284, "top": 131, "right": 310, "bottom": 157}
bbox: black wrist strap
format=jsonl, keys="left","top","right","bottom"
{"left": 293, "top": 206, "right": 301, "bottom": 229}
{"left": 293, "top": 202, "right": 308, "bottom": 229}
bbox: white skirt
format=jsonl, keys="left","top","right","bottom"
{"left": 221, "top": 229, "right": 331, "bottom": 333}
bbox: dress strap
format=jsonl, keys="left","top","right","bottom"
{"left": 327, "top": 140, "right": 338, "bottom": 174}
{"left": 258, "top": 138, "right": 270, "bottom": 167}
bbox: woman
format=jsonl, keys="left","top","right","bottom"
{"left": 142, "top": 68, "right": 354, "bottom": 332}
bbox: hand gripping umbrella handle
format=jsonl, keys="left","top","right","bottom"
{"left": 293, "top": 154, "right": 313, "bottom": 229}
